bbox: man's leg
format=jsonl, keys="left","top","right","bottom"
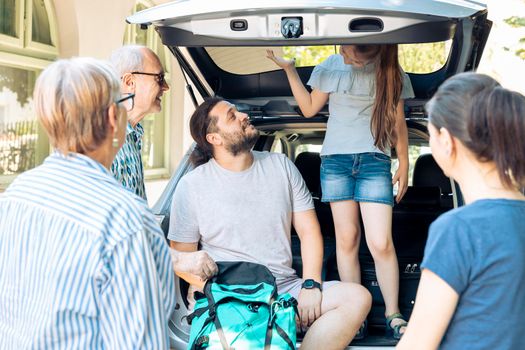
{"left": 301, "top": 282, "right": 371, "bottom": 350}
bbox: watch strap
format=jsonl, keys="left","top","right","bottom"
{"left": 301, "top": 279, "right": 322, "bottom": 291}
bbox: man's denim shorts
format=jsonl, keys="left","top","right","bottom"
{"left": 320, "top": 152, "right": 394, "bottom": 206}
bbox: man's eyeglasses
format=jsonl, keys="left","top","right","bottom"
{"left": 130, "top": 71, "right": 167, "bottom": 87}
{"left": 116, "top": 93, "right": 135, "bottom": 112}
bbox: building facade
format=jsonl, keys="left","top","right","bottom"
{"left": 0, "top": 0, "right": 196, "bottom": 202}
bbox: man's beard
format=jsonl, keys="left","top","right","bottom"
{"left": 220, "top": 127, "right": 260, "bottom": 156}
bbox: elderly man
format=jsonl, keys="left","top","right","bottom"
{"left": 169, "top": 97, "right": 372, "bottom": 350}
{"left": 109, "top": 45, "right": 169, "bottom": 200}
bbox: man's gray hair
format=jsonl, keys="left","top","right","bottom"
{"left": 109, "top": 45, "right": 147, "bottom": 77}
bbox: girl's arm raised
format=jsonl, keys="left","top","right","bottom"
{"left": 266, "top": 49, "right": 328, "bottom": 118}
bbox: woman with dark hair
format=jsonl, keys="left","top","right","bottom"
{"left": 267, "top": 44, "right": 415, "bottom": 339}
{"left": 397, "top": 72, "right": 525, "bottom": 350}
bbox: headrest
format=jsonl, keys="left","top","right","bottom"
{"left": 413, "top": 154, "right": 452, "bottom": 194}
{"left": 397, "top": 186, "right": 442, "bottom": 208}
{"left": 294, "top": 152, "right": 321, "bottom": 194}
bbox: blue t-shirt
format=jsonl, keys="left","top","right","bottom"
{"left": 422, "top": 199, "right": 525, "bottom": 350}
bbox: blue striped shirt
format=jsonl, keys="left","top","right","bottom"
{"left": 0, "top": 151, "right": 175, "bottom": 349}
{"left": 111, "top": 123, "right": 147, "bottom": 200}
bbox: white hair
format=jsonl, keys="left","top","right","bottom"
{"left": 34, "top": 57, "right": 120, "bottom": 154}
{"left": 109, "top": 45, "right": 148, "bottom": 77}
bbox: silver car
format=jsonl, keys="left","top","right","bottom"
{"left": 127, "top": 1, "right": 491, "bottom": 348}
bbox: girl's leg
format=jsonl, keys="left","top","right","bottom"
{"left": 359, "top": 202, "right": 405, "bottom": 331}
{"left": 330, "top": 200, "right": 361, "bottom": 283}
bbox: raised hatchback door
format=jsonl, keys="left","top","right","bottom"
{"left": 126, "top": 0, "right": 487, "bottom": 46}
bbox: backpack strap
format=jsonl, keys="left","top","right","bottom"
{"left": 275, "top": 323, "right": 295, "bottom": 350}
{"left": 204, "top": 281, "right": 233, "bottom": 350}
{"left": 212, "top": 311, "right": 232, "bottom": 350}
{"left": 263, "top": 321, "right": 274, "bottom": 350}
{"left": 189, "top": 301, "right": 234, "bottom": 350}
{"left": 263, "top": 318, "right": 295, "bottom": 350}
{"left": 189, "top": 311, "right": 215, "bottom": 350}
{"left": 264, "top": 297, "right": 298, "bottom": 350}
{"left": 187, "top": 305, "right": 209, "bottom": 325}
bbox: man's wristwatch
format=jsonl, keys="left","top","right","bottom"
{"left": 301, "top": 279, "right": 322, "bottom": 291}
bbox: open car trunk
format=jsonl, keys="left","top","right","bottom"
{"left": 127, "top": 1, "right": 491, "bottom": 348}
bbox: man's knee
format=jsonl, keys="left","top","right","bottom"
{"left": 325, "top": 282, "right": 372, "bottom": 314}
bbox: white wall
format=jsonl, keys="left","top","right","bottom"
{"left": 50, "top": 0, "right": 195, "bottom": 203}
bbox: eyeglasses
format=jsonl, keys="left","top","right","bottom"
{"left": 116, "top": 93, "right": 135, "bottom": 112}
{"left": 130, "top": 71, "right": 167, "bottom": 87}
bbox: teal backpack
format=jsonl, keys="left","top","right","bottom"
{"left": 187, "top": 261, "right": 298, "bottom": 350}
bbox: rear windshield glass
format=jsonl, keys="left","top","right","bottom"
{"left": 205, "top": 41, "right": 451, "bottom": 75}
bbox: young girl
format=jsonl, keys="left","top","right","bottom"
{"left": 397, "top": 73, "right": 525, "bottom": 349}
{"left": 267, "top": 44, "right": 414, "bottom": 339}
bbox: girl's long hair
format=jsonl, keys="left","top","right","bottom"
{"left": 355, "top": 44, "right": 403, "bottom": 151}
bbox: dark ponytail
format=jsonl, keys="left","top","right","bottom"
{"left": 426, "top": 72, "right": 525, "bottom": 189}
{"left": 189, "top": 97, "right": 223, "bottom": 167}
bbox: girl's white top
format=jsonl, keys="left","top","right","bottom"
{"left": 307, "top": 54, "right": 415, "bottom": 156}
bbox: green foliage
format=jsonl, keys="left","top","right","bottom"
{"left": 398, "top": 42, "right": 448, "bottom": 73}
{"left": 516, "top": 48, "right": 525, "bottom": 60}
{"left": 504, "top": 16, "right": 525, "bottom": 28}
{"left": 504, "top": 17, "right": 525, "bottom": 60}
{"left": 282, "top": 46, "right": 338, "bottom": 67}
{"left": 503, "top": 16, "right": 525, "bottom": 60}
{"left": 282, "top": 43, "right": 449, "bottom": 73}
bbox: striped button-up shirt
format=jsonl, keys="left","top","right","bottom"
{"left": 111, "top": 123, "right": 147, "bottom": 200}
{"left": 0, "top": 151, "right": 175, "bottom": 349}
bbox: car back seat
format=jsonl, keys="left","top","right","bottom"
{"left": 398, "top": 153, "right": 454, "bottom": 257}
{"left": 359, "top": 153, "right": 454, "bottom": 324}
{"left": 356, "top": 153, "right": 453, "bottom": 259}
{"left": 293, "top": 152, "right": 322, "bottom": 198}
{"left": 292, "top": 151, "right": 454, "bottom": 277}
{"left": 413, "top": 153, "right": 454, "bottom": 208}
{"left": 292, "top": 151, "right": 335, "bottom": 279}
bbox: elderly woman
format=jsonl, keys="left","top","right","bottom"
{"left": 0, "top": 58, "right": 216, "bottom": 349}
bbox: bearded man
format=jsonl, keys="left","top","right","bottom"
{"left": 168, "top": 98, "right": 371, "bottom": 350}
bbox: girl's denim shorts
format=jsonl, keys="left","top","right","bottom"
{"left": 320, "top": 152, "right": 394, "bottom": 206}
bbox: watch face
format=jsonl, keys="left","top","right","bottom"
{"left": 304, "top": 280, "right": 314, "bottom": 288}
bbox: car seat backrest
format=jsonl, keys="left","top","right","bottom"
{"left": 397, "top": 186, "right": 441, "bottom": 209}
{"left": 412, "top": 153, "right": 453, "bottom": 208}
{"left": 382, "top": 154, "right": 453, "bottom": 260}
{"left": 294, "top": 151, "right": 322, "bottom": 197}
{"left": 291, "top": 151, "right": 336, "bottom": 279}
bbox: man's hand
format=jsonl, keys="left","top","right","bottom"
{"left": 297, "top": 288, "right": 322, "bottom": 331}
{"left": 170, "top": 249, "right": 218, "bottom": 281}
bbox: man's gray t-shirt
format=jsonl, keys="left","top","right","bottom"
{"left": 422, "top": 199, "right": 525, "bottom": 350}
{"left": 168, "top": 151, "right": 314, "bottom": 283}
